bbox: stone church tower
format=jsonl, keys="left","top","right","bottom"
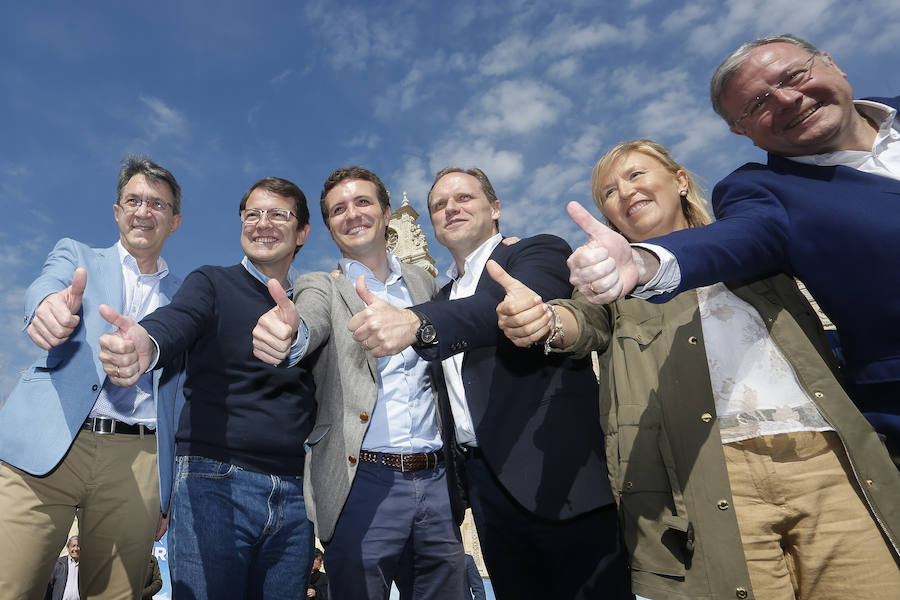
{"left": 387, "top": 192, "right": 438, "bottom": 277}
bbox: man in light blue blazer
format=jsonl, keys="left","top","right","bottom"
{"left": 0, "top": 156, "right": 183, "bottom": 599}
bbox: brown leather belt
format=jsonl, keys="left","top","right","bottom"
{"left": 358, "top": 449, "right": 443, "bottom": 472}
{"left": 83, "top": 416, "right": 155, "bottom": 435}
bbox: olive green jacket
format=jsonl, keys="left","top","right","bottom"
{"left": 553, "top": 274, "right": 900, "bottom": 600}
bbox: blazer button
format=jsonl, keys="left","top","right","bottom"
{"left": 624, "top": 481, "right": 633, "bottom": 489}
{"left": 348, "top": 455, "right": 357, "bottom": 464}
{"left": 359, "top": 412, "right": 369, "bottom": 423}
{"left": 700, "top": 412, "right": 713, "bottom": 423}
{"left": 813, "top": 391, "right": 824, "bottom": 398}
{"left": 688, "top": 336, "right": 698, "bottom": 345}
{"left": 735, "top": 587, "right": 748, "bottom": 599}
{"left": 91, "top": 384, "right": 99, "bottom": 391}
{"left": 717, "top": 499, "right": 730, "bottom": 510}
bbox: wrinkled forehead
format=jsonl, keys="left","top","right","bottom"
{"left": 731, "top": 43, "right": 811, "bottom": 90}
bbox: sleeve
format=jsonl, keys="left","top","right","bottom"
{"left": 646, "top": 169, "right": 791, "bottom": 300}
{"left": 140, "top": 269, "right": 217, "bottom": 365}
{"left": 142, "top": 557, "right": 163, "bottom": 598}
{"left": 414, "top": 235, "right": 574, "bottom": 361}
{"left": 294, "top": 272, "right": 336, "bottom": 356}
{"left": 549, "top": 290, "right": 614, "bottom": 359}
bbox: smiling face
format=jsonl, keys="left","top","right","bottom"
{"left": 720, "top": 42, "right": 857, "bottom": 156}
{"left": 428, "top": 172, "right": 500, "bottom": 262}
{"left": 67, "top": 538, "right": 80, "bottom": 562}
{"left": 324, "top": 178, "right": 390, "bottom": 261}
{"left": 113, "top": 174, "right": 182, "bottom": 272}
{"left": 597, "top": 151, "right": 689, "bottom": 242}
{"left": 240, "top": 187, "right": 309, "bottom": 281}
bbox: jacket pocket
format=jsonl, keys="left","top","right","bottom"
{"left": 614, "top": 313, "right": 663, "bottom": 348}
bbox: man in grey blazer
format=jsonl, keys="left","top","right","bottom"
{"left": 252, "top": 166, "right": 465, "bottom": 600}
{"left": 0, "top": 156, "right": 183, "bottom": 599}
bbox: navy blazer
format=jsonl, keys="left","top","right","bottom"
{"left": 415, "top": 235, "right": 614, "bottom": 520}
{"left": 651, "top": 96, "right": 900, "bottom": 388}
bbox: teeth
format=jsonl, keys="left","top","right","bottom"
{"left": 347, "top": 226, "right": 366, "bottom": 235}
{"left": 626, "top": 201, "right": 649, "bottom": 217}
{"left": 255, "top": 237, "right": 277, "bottom": 243}
{"left": 787, "top": 103, "right": 822, "bottom": 129}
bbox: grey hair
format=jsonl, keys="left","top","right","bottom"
{"left": 710, "top": 34, "right": 821, "bottom": 125}
{"left": 116, "top": 155, "right": 182, "bottom": 215}
{"left": 66, "top": 536, "right": 79, "bottom": 546}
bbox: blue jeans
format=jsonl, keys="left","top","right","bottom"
{"left": 169, "top": 456, "right": 314, "bottom": 600}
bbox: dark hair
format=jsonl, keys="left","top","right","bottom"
{"left": 314, "top": 548, "right": 324, "bottom": 560}
{"left": 117, "top": 155, "right": 182, "bottom": 214}
{"left": 239, "top": 177, "right": 310, "bottom": 256}
{"left": 319, "top": 166, "right": 390, "bottom": 227}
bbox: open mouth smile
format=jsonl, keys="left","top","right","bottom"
{"left": 785, "top": 102, "right": 823, "bottom": 130}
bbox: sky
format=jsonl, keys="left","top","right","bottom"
{"left": 1, "top": 0, "right": 897, "bottom": 396}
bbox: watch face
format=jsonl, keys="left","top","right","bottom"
{"left": 420, "top": 324, "right": 437, "bottom": 344}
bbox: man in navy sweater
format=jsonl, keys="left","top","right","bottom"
{"left": 98, "top": 177, "right": 317, "bottom": 599}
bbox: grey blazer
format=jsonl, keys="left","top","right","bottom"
{"left": 295, "top": 263, "right": 439, "bottom": 542}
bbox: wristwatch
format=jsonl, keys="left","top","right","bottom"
{"left": 411, "top": 310, "right": 438, "bottom": 346}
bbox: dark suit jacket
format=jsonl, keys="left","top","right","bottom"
{"left": 651, "top": 96, "right": 900, "bottom": 392}
{"left": 44, "top": 557, "right": 73, "bottom": 600}
{"left": 415, "top": 235, "right": 615, "bottom": 519}
{"left": 464, "top": 554, "right": 486, "bottom": 600}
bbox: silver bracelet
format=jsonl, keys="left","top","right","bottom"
{"left": 543, "top": 304, "right": 563, "bottom": 355}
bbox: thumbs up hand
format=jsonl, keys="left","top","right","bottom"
{"left": 27, "top": 267, "right": 88, "bottom": 350}
{"left": 487, "top": 260, "right": 552, "bottom": 347}
{"left": 97, "top": 303, "right": 153, "bottom": 387}
{"left": 252, "top": 279, "right": 301, "bottom": 366}
{"left": 348, "top": 275, "right": 420, "bottom": 357}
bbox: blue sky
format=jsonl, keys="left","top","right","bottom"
{"left": 1, "top": 0, "right": 897, "bottom": 396}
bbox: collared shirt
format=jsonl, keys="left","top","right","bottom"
{"left": 331, "top": 253, "right": 441, "bottom": 453}
{"left": 442, "top": 233, "right": 503, "bottom": 446}
{"left": 62, "top": 556, "right": 80, "bottom": 600}
{"left": 89, "top": 242, "right": 169, "bottom": 426}
{"left": 633, "top": 99, "right": 900, "bottom": 299}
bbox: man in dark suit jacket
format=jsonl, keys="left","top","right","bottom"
{"left": 567, "top": 34, "right": 900, "bottom": 464}
{"left": 45, "top": 536, "right": 79, "bottom": 600}
{"left": 348, "top": 167, "right": 628, "bottom": 599}
{"left": 464, "top": 554, "right": 485, "bottom": 600}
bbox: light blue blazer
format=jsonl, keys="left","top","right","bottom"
{"left": 0, "top": 238, "right": 183, "bottom": 513}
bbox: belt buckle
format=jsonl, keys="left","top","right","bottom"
{"left": 91, "top": 416, "right": 116, "bottom": 435}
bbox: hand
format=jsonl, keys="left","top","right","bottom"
{"left": 500, "top": 236, "right": 521, "bottom": 246}
{"left": 347, "top": 275, "right": 419, "bottom": 358}
{"left": 155, "top": 513, "right": 169, "bottom": 541}
{"left": 566, "top": 201, "right": 640, "bottom": 304}
{"left": 487, "top": 260, "right": 551, "bottom": 347}
{"left": 27, "top": 267, "right": 87, "bottom": 349}
{"left": 252, "top": 279, "right": 300, "bottom": 366}
{"left": 97, "top": 304, "right": 153, "bottom": 387}
{"left": 307, "top": 590, "right": 316, "bottom": 597}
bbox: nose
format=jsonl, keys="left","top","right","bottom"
{"left": 134, "top": 200, "right": 153, "bottom": 216}
{"left": 770, "top": 86, "right": 803, "bottom": 108}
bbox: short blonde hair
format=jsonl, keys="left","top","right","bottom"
{"left": 591, "top": 139, "right": 712, "bottom": 238}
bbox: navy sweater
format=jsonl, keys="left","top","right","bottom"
{"left": 142, "top": 264, "right": 315, "bottom": 475}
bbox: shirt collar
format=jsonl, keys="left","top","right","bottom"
{"left": 116, "top": 241, "right": 168, "bottom": 279}
{"left": 241, "top": 255, "right": 300, "bottom": 295}
{"left": 338, "top": 252, "right": 404, "bottom": 286}
{"left": 788, "top": 100, "right": 897, "bottom": 166}
{"left": 445, "top": 233, "right": 503, "bottom": 281}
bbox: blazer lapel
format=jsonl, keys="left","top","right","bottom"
{"left": 333, "top": 272, "right": 378, "bottom": 382}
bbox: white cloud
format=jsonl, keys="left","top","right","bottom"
{"left": 563, "top": 124, "right": 606, "bottom": 163}
{"left": 346, "top": 133, "right": 381, "bottom": 150}
{"left": 270, "top": 68, "right": 294, "bottom": 84}
{"left": 428, "top": 138, "right": 524, "bottom": 185}
{"left": 479, "top": 34, "right": 534, "bottom": 76}
{"left": 391, "top": 156, "right": 432, "bottom": 212}
{"left": 546, "top": 57, "right": 580, "bottom": 81}
{"left": 139, "top": 96, "right": 188, "bottom": 141}
{"left": 459, "top": 79, "right": 571, "bottom": 136}
{"left": 661, "top": 2, "right": 712, "bottom": 33}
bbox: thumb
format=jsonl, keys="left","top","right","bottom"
{"left": 267, "top": 279, "right": 298, "bottom": 327}
{"left": 567, "top": 201, "right": 616, "bottom": 243}
{"left": 355, "top": 275, "right": 379, "bottom": 306}
{"left": 66, "top": 268, "right": 87, "bottom": 313}
{"left": 98, "top": 303, "right": 131, "bottom": 332}
{"left": 486, "top": 260, "right": 528, "bottom": 295}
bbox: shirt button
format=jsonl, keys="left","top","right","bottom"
{"left": 359, "top": 412, "right": 369, "bottom": 423}
{"left": 717, "top": 499, "right": 730, "bottom": 510}
{"left": 348, "top": 455, "right": 357, "bottom": 464}
{"left": 92, "top": 384, "right": 99, "bottom": 391}
{"left": 700, "top": 413, "right": 713, "bottom": 423}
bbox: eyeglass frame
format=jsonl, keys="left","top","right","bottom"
{"left": 240, "top": 207, "right": 298, "bottom": 226}
{"left": 118, "top": 197, "right": 175, "bottom": 213}
{"left": 732, "top": 53, "right": 818, "bottom": 129}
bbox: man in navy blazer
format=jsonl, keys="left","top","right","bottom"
{"left": 0, "top": 156, "right": 183, "bottom": 599}
{"left": 569, "top": 34, "right": 900, "bottom": 465}
{"left": 349, "top": 167, "right": 628, "bottom": 599}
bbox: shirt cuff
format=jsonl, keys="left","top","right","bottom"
{"left": 286, "top": 320, "right": 310, "bottom": 367}
{"left": 629, "top": 243, "right": 681, "bottom": 299}
{"left": 146, "top": 336, "right": 162, "bottom": 372}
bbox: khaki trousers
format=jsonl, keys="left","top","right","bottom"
{"left": 0, "top": 429, "right": 159, "bottom": 600}
{"left": 723, "top": 431, "right": 900, "bottom": 600}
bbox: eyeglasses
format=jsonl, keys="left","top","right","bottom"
{"left": 119, "top": 197, "right": 174, "bottom": 213}
{"left": 733, "top": 54, "right": 817, "bottom": 128}
{"left": 241, "top": 208, "right": 296, "bottom": 225}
